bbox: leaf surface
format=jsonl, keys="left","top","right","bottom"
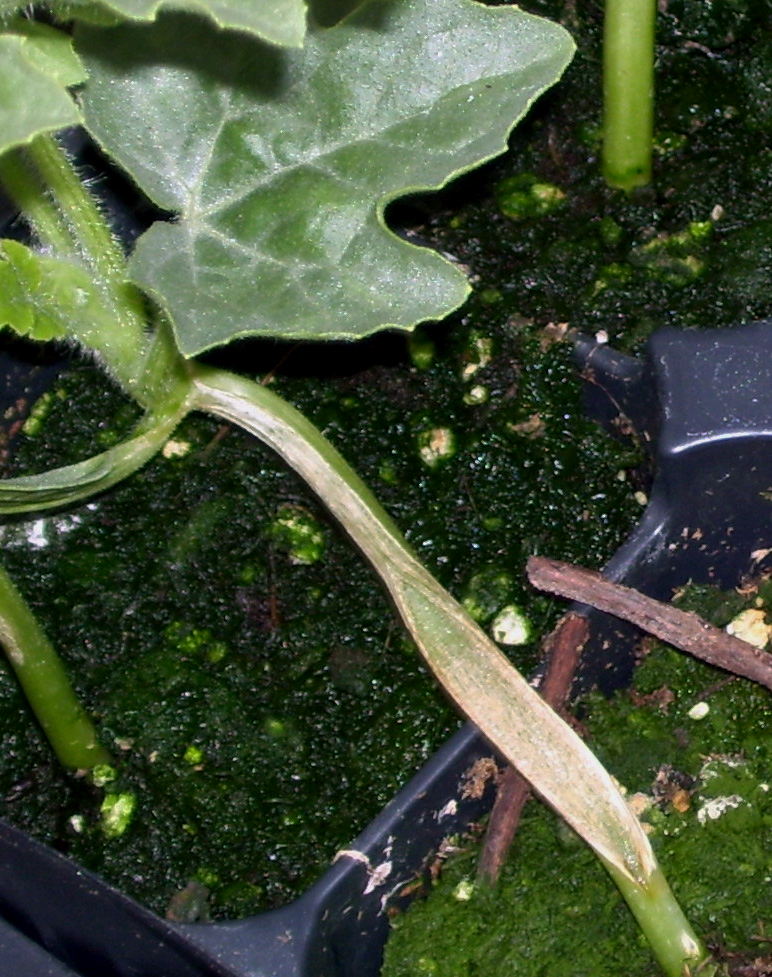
{"left": 76, "top": 1, "right": 573, "bottom": 355}
{"left": 0, "top": 34, "right": 81, "bottom": 155}
{"left": 0, "top": 241, "right": 146, "bottom": 370}
{"left": 64, "top": 0, "right": 307, "bottom": 48}
{"left": 9, "top": 20, "right": 87, "bottom": 88}
{"left": 0, "top": 412, "right": 182, "bottom": 514}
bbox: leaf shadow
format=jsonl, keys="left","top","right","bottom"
{"left": 75, "top": 11, "right": 290, "bottom": 103}
{"left": 309, "top": 0, "right": 365, "bottom": 27}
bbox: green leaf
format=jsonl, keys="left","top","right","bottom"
{"left": 0, "top": 240, "right": 146, "bottom": 370}
{"left": 0, "top": 34, "right": 80, "bottom": 155}
{"left": 0, "top": 240, "right": 70, "bottom": 341}
{"left": 0, "top": 411, "right": 183, "bottom": 514}
{"left": 61, "top": 0, "right": 307, "bottom": 47}
{"left": 76, "top": 0, "right": 573, "bottom": 355}
{"left": 7, "top": 20, "right": 87, "bottom": 88}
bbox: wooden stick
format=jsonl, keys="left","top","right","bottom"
{"left": 476, "top": 765, "right": 529, "bottom": 885}
{"left": 527, "top": 556, "right": 772, "bottom": 692}
{"left": 477, "top": 612, "right": 589, "bottom": 884}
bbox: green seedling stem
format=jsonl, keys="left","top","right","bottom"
{"left": 604, "top": 859, "right": 716, "bottom": 977}
{"left": 0, "top": 562, "right": 111, "bottom": 769}
{"left": 602, "top": 0, "right": 657, "bottom": 190}
{"left": 0, "top": 134, "right": 151, "bottom": 396}
{"left": 0, "top": 406, "right": 189, "bottom": 514}
{"left": 0, "top": 146, "right": 76, "bottom": 257}
{"left": 0, "top": 134, "right": 182, "bottom": 771}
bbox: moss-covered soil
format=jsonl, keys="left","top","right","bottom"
{"left": 1, "top": 0, "right": 772, "bottom": 925}
{"left": 382, "top": 582, "right": 772, "bottom": 977}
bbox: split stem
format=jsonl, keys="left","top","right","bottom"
{"left": 191, "top": 363, "right": 711, "bottom": 977}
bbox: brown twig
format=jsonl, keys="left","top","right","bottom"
{"left": 477, "top": 612, "right": 589, "bottom": 884}
{"left": 527, "top": 556, "right": 772, "bottom": 692}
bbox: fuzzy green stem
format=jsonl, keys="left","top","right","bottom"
{"left": 0, "top": 561, "right": 111, "bottom": 770}
{"left": 24, "top": 134, "right": 150, "bottom": 389}
{"left": 602, "top": 0, "right": 656, "bottom": 190}
{"left": 0, "top": 146, "right": 76, "bottom": 255}
{"left": 0, "top": 134, "right": 150, "bottom": 393}
{"left": 604, "top": 859, "right": 715, "bottom": 976}
{"left": 191, "top": 365, "right": 708, "bottom": 973}
{"left": 0, "top": 138, "right": 189, "bottom": 774}
{"left": 25, "top": 134, "right": 126, "bottom": 280}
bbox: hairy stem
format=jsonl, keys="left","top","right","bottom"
{"left": 25, "top": 134, "right": 126, "bottom": 281}
{"left": 0, "top": 561, "right": 111, "bottom": 770}
{"left": 0, "top": 136, "right": 191, "bottom": 774}
{"left": 0, "top": 134, "right": 149, "bottom": 392}
{"left": 0, "top": 146, "right": 75, "bottom": 255}
{"left": 602, "top": 0, "right": 656, "bottom": 190}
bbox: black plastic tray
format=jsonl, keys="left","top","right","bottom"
{"left": 2, "top": 320, "right": 772, "bottom": 976}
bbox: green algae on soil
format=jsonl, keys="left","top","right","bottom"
{"left": 381, "top": 583, "right": 772, "bottom": 977}
{"left": 410, "top": 0, "right": 772, "bottom": 353}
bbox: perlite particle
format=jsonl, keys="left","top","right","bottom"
{"left": 688, "top": 701, "right": 710, "bottom": 721}
{"left": 101, "top": 792, "right": 137, "bottom": 838}
{"left": 491, "top": 605, "right": 532, "bottom": 645}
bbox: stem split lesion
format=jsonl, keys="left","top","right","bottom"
{"left": 477, "top": 612, "right": 589, "bottom": 885}
{"left": 191, "top": 365, "right": 713, "bottom": 977}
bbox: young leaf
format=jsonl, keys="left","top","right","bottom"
{"left": 0, "top": 410, "right": 184, "bottom": 514}
{"left": 0, "top": 34, "right": 81, "bottom": 154}
{"left": 6, "top": 20, "right": 87, "bottom": 88}
{"left": 76, "top": 0, "right": 574, "bottom": 355}
{"left": 0, "top": 240, "right": 148, "bottom": 370}
{"left": 62, "top": 0, "right": 307, "bottom": 48}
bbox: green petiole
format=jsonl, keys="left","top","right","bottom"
{"left": 602, "top": 0, "right": 657, "bottom": 190}
{"left": 0, "top": 561, "right": 111, "bottom": 769}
